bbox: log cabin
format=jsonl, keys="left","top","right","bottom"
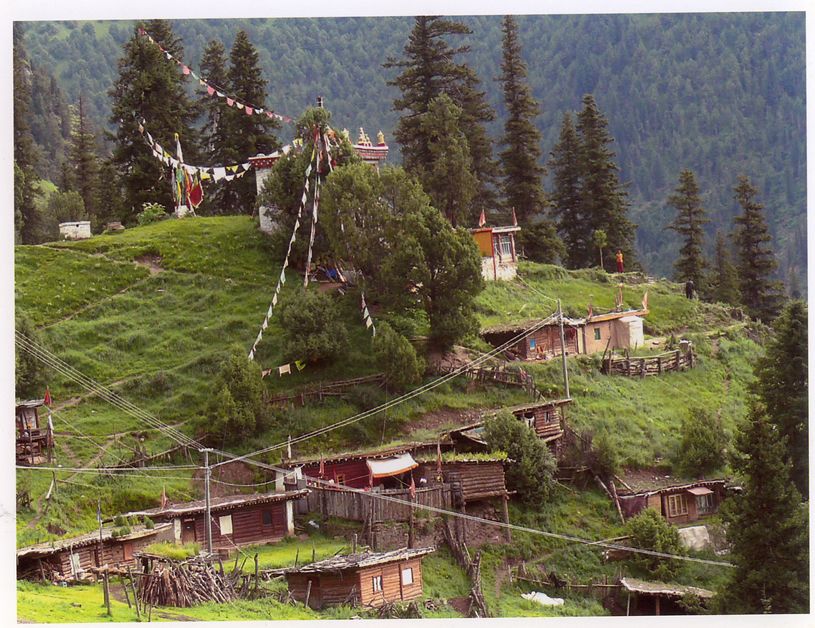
{"left": 480, "top": 308, "right": 648, "bottom": 360}
{"left": 16, "top": 399, "right": 52, "bottom": 465}
{"left": 17, "top": 523, "right": 174, "bottom": 581}
{"left": 279, "top": 546, "right": 435, "bottom": 609}
{"left": 122, "top": 490, "right": 307, "bottom": 550}
{"left": 617, "top": 478, "right": 729, "bottom": 525}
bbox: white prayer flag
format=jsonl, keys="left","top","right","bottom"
{"left": 248, "top": 350, "right": 255, "bottom": 361}
{"left": 213, "top": 167, "right": 226, "bottom": 181}
{"left": 363, "top": 307, "right": 370, "bottom": 319}
{"left": 217, "top": 91, "right": 225, "bottom": 98}
{"left": 267, "top": 304, "right": 274, "bottom": 318}
{"left": 371, "top": 326, "right": 376, "bottom": 337}
{"left": 236, "top": 102, "right": 244, "bottom": 110}
{"left": 280, "top": 270, "right": 286, "bottom": 285}
{"left": 366, "top": 317, "right": 373, "bottom": 329}
{"left": 272, "top": 294, "right": 278, "bottom": 307}
{"left": 275, "top": 283, "right": 281, "bottom": 295}
{"left": 256, "top": 329, "right": 263, "bottom": 343}
{"left": 283, "top": 258, "right": 289, "bottom": 269}
{"left": 294, "top": 219, "right": 300, "bottom": 231}
{"left": 279, "top": 364, "right": 292, "bottom": 376}
{"left": 262, "top": 318, "right": 268, "bottom": 331}
{"left": 225, "top": 174, "right": 234, "bottom": 182}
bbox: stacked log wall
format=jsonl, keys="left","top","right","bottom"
{"left": 442, "top": 462, "right": 507, "bottom": 502}
{"left": 305, "top": 485, "right": 450, "bottom": 522}
{"left": 190, "top": 502, "right": 288, "bottom": 549}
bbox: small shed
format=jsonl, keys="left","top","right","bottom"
{"left": 59, "top": 221, "right": 92, "bottom": 240}
{"left": 470, "top": 225, "right": 521, "bottom": 281}
{"left": 506, "top": 399, "right": 571, "bottom": 442}
{"left": 279, "top": 546, "right": 435, "bottom": 609}
{"left": 16, "top": 399, "right": 52, "bottom": 465}
{"left": 617, "top": 477, "right": 728, "bottom": 524}
{"left": 414, "top": 455, "right": 509, "bottom": 505}
{"left": 582, "top": 308, "right": 648, "bottom": 354}
{"left": 481, "top": 318, "right": 581, "bottom": 360}
{"left": 17, "top": 523, "right": 173, "bottom": 581}
{"left": 122, "top": 490, "right": 307, "bottom": 550}
{"left": 620, "top": 577, "right": 714, "bottom": 615}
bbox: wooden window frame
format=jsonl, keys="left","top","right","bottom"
{"left": 667, "top": 493, "right": 687, "bottom": 517}
{"left": 372, "top": 574, "right": 383, "bottom": 593}
{"left": 401, "top": 567, "right": 414, "bottom": 586}
{"left": 696, "top": 493, "right": 714, "bottom": 514}
{"left": 262, "top": 510, "right": 273, "bottom": 526}
{"left": 594, "top": 328, "right": 602, "bottom": 341}
{"left": 335, "top": 474, "right": 346, "bottom": 486}
{"left": 218, "top": 514, "right": 233, "bottom": 536}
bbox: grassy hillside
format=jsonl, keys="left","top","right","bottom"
{"left": 15, "top": 216, "right": 761, "bottom": 618}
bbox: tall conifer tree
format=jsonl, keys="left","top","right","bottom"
{"left": 718, "top": 401, "right": 808, "bottom": 613}
{"left": 109, "top": 20, "right": 199, "bottom": 218}
{"left": 498, "top": 15, "right": 546, "bottom": 224}
{"left": 198, "top": 39, "right": 230, "bottom": 214}
{"left": 733, "top": 175, "right": 782, "bottom": 321}
{"left": 386, "top": 16, "right": 496, "bottom": 220}
{"left": 667, "top": 169, "right": 709, "bottom": 287}
{"left": 68, "top": 95, "right": 102, "bottom": 224}
{"left": 576, "top": 94, "right": 636, "bottom": 269}
{"left": 707, "top": 231, "right": 740, "bottom": 305}
{"left": 754, "top": 300, "right": 808, "bottom": 497}
{"left": 13, "top": 23, "right": 44, "bottom": 244}
{"left": 549, "top": 112, "right": 584, "bottom": 268}
{"left": 218, "top": 30, "right": 280, "bottom": 214}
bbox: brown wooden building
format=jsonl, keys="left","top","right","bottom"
{"left": 280, "top": 547, "right": 435, "bottom": 609}
{"left": 123, "top": 490, "right": 307, "bottom": 550}
{"left": 16, "top": 399, "right": 52, "bottom": 465}
{"left": 620, "top": 577, "right": 714, "bottom": 615}
{"left": 17, "top": 523, "right": 173, "bottom": 581}
{"left": 617, "top": 479, "right": 728, "bottom": 525}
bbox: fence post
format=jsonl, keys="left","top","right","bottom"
{"left": 640, "top": 359, "right": 646, "bottom": 378}
{"left": 657, "top": 356, "right": 663, "bottom": 374}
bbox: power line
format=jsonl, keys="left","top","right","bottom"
{"left": 213, "top": 312, "right": 559, "bottom": 468}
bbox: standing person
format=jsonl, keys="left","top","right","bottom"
{"left": 615, "top": 249, "right": 624, "bottom": 274}
{"left": 685, "top": 279, "right": 695, "bottom": 299}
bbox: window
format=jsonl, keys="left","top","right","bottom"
{"left": 529, "top": 338, "right": 536, "bottom": 350}
{"left": 667, "top": 494, "right": 687, "bottom": 517}
{"left": 70, "top": 553, "right": 81, "bottom": 575}
{"left": 218, "top": 514, "right": 233, "bottom": 535}
{"left": 401, "top": 567, "right": 414, "bottom": 585}
{"left": 696, "top": 493, "right": 714, "bottom": 514}
{"left": 262, "top": 510, "right": 273, "bottom": 526}
{"left": 335, "top": 474, "right": 346, "bottom": 486}
{"left": 499, "top": 235, "right": 513, "bottom": 258}
{"left": 594, "top": 328, "right": 602, "bottom": 341}
{"left": 372, "top": 575, "right": 383, "bottom": 592}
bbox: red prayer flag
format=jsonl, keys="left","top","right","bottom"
{"left": 182, "top": 65, "right": 190, "bottom": 75}
{"left": 189, "top": 179, "right": 204, "bottom": 208}
{"left": 245, "top": 106, "right": 254, "bottom": 115}
{"left": 478, "top": 209, "right": 486, "bottom": 228}
{"left": 512, "top": 207, "right": 518, "bottom": 226}
{"left": 43, "top": 387, "right": 52, "bottom": 406}
{"left": 207, "top": 85, "right": 215, "bottom": 96}
{"left": 226, "top": 97, "right": 234, "bottom": 107}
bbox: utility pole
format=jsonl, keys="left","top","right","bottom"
{"left": 202, "top": 448, "right": 213, "bottom": 555}
{"left": 557, "top": 299, "right": 571, "bottom": 399}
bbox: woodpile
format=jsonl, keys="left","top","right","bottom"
{"left": 137, "top": 556, "right": 238, "bottom": 607}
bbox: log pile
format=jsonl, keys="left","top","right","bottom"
{"left": 137, "top": 556, "right": 238, "bottom": 607}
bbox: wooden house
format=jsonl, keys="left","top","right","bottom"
{"left": 122, "top": 490, "right": 307, "bottom": 550}
{"left": 470, "top": 225, "right": 521, "bottom": 281}
{"left": 617, "top": 478, "right": 728, "bottom": 525}
{"left": 280, "top": 546, "right": 435, "bottom": 609}
{"left": 620, "top": 577, "right": 714, "bottom": 615}
{"left": 17, "top": 523, "right": 173, "bottom": 581}
{"left": 481, "top": 308, "right": 648, "bottom": 361}
{"left": 16, "top": 399, "right": 52, "bottom": 465}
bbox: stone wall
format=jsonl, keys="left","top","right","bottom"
{"left": 59, "top": 221, "right": 91, "bottom": 240}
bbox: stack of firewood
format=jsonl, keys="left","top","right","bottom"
{"left": 138, "top": 557, "right": 237, "bottom": 608}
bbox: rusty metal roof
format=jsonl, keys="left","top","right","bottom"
{"left": 278, "top": 546, "right": 435, "bottom": 575}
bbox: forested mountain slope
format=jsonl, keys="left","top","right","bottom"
{"left": 19, "top": 13, "right": 805, "bottom": 281}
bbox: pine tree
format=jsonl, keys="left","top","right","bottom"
{"left": 109, "top": 20, "right": 200, "bottom": 219}
{"left": 197, "top": 39, "right": 230, "bottom": 214}
{"left": 576, "top": 94, "right": 636, "bottom": 270}
{"left": 667, "top": 169, "right": 709, "bottom": 288}
{"left": 218, "top": 30, "right": 280, "bottom": 214}
{"left": 549, "top": 112, "right": 584, "bottom": 268}
{"left": 733, "top": 175, "right": 783, "bottom": 321}
{"left": 498, "top": 15, "right": 546, "bottom": 224}
{"left": 68, "top": 95, "right": 103, "bottom": 225}
{"left": 718, "top": 401, "right": 808, "bottom": 614}
{"left": 416, "top": 94, "right": 477, "bottom": 227}
{"left": 386, "top": 16, "right": 496, "bottom": 220}
{"left": 754, "top": 300, "right": 808, "bottom": 497}
{"left": 13, "top": 23, "right": 44, "bottom": 244}
{"left": 707, "top": 231, "right": 740, "bottom": 305}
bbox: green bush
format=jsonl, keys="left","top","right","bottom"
{"left": 373, "top": 322, "right": 425, "bottom": 392}
{"left": 625, "top": 508, "right": 684, "bottom": 581}
{"left": 484, "top": 410, "right": 556, "bottom": 505}
{"left": 278, "top": 290, "right": 349, "bottom": 365}
{"left": 136, "top": 202, "right": 167, "bottom": 226}
{"left": 206, "top": 348, "right": 264, "bottom": 445}
{"left": 674, "top": 408, "right": 728, "bottom": 476}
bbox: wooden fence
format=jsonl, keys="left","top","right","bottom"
{"left": 304, "top": 484, "right": 452, "bottom": 522}
{"left": 435, "top": 364, "right": 543, "bottom": 400}
{"left": 601, "top": 348, "right": 695, "bottom": 377}
{"left": 264, "top": 373, "right": 386, "bottom": 408}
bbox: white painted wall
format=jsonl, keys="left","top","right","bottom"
{"left": 480, "top": 256, "right": 517, "bottom": 281}
{"left": 59, "top": 221, "right": 91, "bottom": 240}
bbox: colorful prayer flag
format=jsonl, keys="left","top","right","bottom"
{"left": 279, "top": 364, "right": 291, "bottom": 376}
{"left": 478, "top": 209, "right": 486, "bottom": 228}
{"left": 43, "top": 387, "right": 52, "bottom": 406}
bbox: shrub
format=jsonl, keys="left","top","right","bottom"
{"left": 206, "top": 348, "right": 264, "bottom": 445}
{"left": 674, "top": 408, "right": 728, "bottom": 476}
{"left": 484, "top": 410, "right": 556, "bottom": 505}
{"left": 586, "top": 431, "right": 619, "bottom": 477}
{"left": 278, "top": 290, "right": 348, "bottom": 365}
{"left": 625, "top": 508, "right": 684, "bottom": 581}
{"left": 373, "top": 322, "right": 425, "bottom": 392}
{"left": 137, "top": 202, "right": 167, "bottom": 226}
{"left": 143, "top": 516, "right": 155, "bottom": 529}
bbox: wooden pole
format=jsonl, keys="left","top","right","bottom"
{"left": 127, "top": 566, "right": 141, "bottom": 621}
{"left": 202, "top": 448, "right": 213, "bottom": 555}
{"left": 352, "top": 533, "right": 357, "bottom": 554}
{"left": 626, "top": 592, "right": 631, "bottom": 616}
{"left": 103, "top": 571, "right": 112, "bottom": 616}
{"left": 122, "top": 575, "right": 132, "bottom": 608}
{"left": 501, "top": 496, "right": 512, "bottom": 542}
{"left": 254, "top": 553, "right": 259, "bottom": 590}
{"left": 304, "top": 580, "right": 312, "bottom": 609}
{"left": 408, "top": 493, "right": 415, "bottom": 549}
{"left": 655, "top": 595, "right": 661, "bottom": 616}
{"left": 557, "top": 300, "right": 571, "bottom": 399}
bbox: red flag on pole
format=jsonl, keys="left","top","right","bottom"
{"left": 318, "top": 456, "right": 325, "bottom": 477}
{"left": 478, "top": 209, "right": 486, "bottom": 228}
{"left": 43, "top": 387, "right": 52, "bottom": 406}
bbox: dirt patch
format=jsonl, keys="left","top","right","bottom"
{"left": 425, "top": 345, "right": 483, "bottom": 372}
{"left": 403, "top": 407, "right": 491, "bottom": 435}
{"left": 448, "top": 596, "right": 471, "bottom": 615}
{"left": 193, "top": 458, "right": 275, "bottom": 498}
{"left": 134, "top": 254, "right": 164, "bottom": 275}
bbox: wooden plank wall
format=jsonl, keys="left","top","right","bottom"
{"left": 305, "top": 485, "right": 451, "bottom": 522}
{"left": 190, "top": 502, "right": 288, "bottom": 549}
{"left": 357, "top": 558, "right": 424, "bottom": 607}
{"left": 442, "top": 462, "right": 507, "bottom": 502}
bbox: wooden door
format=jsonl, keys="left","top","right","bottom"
{"left": 122, "top": 542, "right": 134, "bottom": 562}
{"left": 181, "top": 519, "right": 196, "bottom": 544}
